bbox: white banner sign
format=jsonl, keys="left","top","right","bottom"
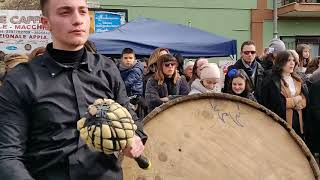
{"left": 0, "top": 10, "right": 52, "bottom": 54}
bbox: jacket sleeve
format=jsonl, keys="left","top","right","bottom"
{"left": 0, "top": 80, "right": 34, "bottom": 180}
{"left": 260, "top": 78, "right": 273, "bottom": 110}
{"left": 126, "top": 70, "right": 143, "bottom": 97}
{"left": 286, "top": 93, "right": 307, "bottom": 109}
{"left": 247, "top": 92, "right": 257, "bottom": 102}
{"left": 223, "top": 66, "right": 233, "bottom": 93}
{"left": 112, "top": 67, "right": 148, "bottom": 143}
{"left": 299, "top": 93, "right": 307, "bottom": 109}
{"left": 286, "top": 97, "right": 296, "bottom": 109}
{"left": 145, "top": 78, "right": 163, "bottom": 112}
{"left": 179, "top": 76, "right": 190, "bottom": 95}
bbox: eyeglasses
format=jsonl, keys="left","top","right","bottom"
{"left": 163, "top": 62, "right": 176, "bottom": 67}
{"left": 243, "top": 51, "right": 256, "bottom": 55}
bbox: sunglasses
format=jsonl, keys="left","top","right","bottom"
{"left": 243, "top": 51, "right": 256, "bottom": 55}
{"left": 163, "top": 62, "right": 176, "bottom": 67}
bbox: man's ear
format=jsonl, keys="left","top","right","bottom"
{"left": 41, "top": 16, "right": 51, "bottom": 31}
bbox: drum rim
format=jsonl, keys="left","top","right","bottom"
{"left": 143, "top": 93, "right": 320, "bottom": 178}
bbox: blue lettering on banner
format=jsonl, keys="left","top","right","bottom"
{"left": 94, "top": 12, "right": 122, "bottom": 32}
{"left": 6, "top": 46, "right": 17, "bottom": 50}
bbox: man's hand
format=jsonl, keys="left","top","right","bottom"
{"left": 122, "top": 135, "right": 145, "bottom": 158}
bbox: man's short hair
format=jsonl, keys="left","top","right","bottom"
{"left": 40, "top": 0, "right": 49, "bottom": 16}
{"left": 121, "top": 48, "right": 135, "bottom": 56}
{"left": 240, "top": 40, "right": 256, "bottom": 51}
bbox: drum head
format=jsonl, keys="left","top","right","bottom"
{"left": 122, "top": 93, "right": 320, "bottom": 180}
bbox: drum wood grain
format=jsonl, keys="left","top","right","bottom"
{"left": 122, "top": 93, "right": 320, "bottom": 180}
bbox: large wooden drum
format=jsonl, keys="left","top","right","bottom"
{"left": 122, "top": 93, "right": 320, "bottom": 180}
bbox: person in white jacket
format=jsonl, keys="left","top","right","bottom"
{"left": 189, "top": 63, "right": 221, "bottom": 95}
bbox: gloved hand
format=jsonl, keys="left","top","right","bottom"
{"left": 77, "top": 98, "right": 137, "bottom": 154}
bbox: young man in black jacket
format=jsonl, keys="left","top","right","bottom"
{"left": 223, "top": 40, "right": 264, "bottom": 103}
{"left": 0, "top": 0, "right": 147, "bottom": 179}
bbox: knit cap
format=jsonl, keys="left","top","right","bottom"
{"left": 196, "top": 58, "right": 209, "bottom": 76}
{"left": 200, "top": 63, "right": 220, "bottom": 80}
{"left": 268, "top": 38, "right": 286, "bottom": 54}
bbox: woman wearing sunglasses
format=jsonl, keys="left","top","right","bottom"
{"left": 145, "top": 54, "right": 190, "bottom": 113}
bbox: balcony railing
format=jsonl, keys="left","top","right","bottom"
{"left": 280, "top": 0, "right": 320, "bottom": 6}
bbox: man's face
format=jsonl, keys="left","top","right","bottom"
{"left": 121, "top": 53, "right": 136, "bottom": 68}
{"left": 41, "top": 0, "right": 90, "bottom": 51}
{"left": 241, "top": 45, "right": 256, "bottom": 64}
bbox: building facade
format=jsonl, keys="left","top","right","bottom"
{"left": 99, "top": 0, "right": 320, "bottom": 57}
{"left": 1, "top": 0, "right": 319, "bottom": 57}
{"left": 99, "top": 0, "right": 256, "bottom": 56}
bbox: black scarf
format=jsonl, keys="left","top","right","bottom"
{"left": 243, "top": 60, "right": 257, "bottom": 77}
{"left": 164, "top": 77, "right": 176, "bottom": 95}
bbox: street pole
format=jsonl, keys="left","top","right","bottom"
{"left": 273, "top": 0, "right": 278, "bottom": 38}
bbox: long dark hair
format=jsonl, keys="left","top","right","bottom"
{"left": 227, "top": 69, "right": 252, "bottom": 97}
{"left": 154, "top": 54, "right": 179, "bottom": 85}
{"left": 273, "top": 50, "right": 301, "bottom": 86}
{"left": 306, "top": 56, "right": 320, "bottom": 74}
{"left": 296, "top": 44, "right": 311, "bottom": 68}
{"left": 190, "top": 58, "right": 208, "bottom": 84}
{"left": 173, "top": 53, "right": 184, "bottom": 75}
{"left": 148, "top": 48, "right": 170, "bottom": 73}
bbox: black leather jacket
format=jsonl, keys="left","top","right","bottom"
{"left": 0, "top": 49, "right": 146, "bottom": 180}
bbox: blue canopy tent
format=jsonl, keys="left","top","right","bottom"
{"left": 89, "top": 17, "right": 237, "bottom": 58}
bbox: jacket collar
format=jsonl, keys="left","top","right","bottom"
{"left": 271, "top": 73, "right": 281, "bottom": 91}
{"left": 40, "top": 50, "right": 94, "bottom": 77}
{"left": 236, "top": 58, "right": 264, "bottom": 76}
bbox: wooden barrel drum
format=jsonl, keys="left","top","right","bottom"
{"left": 122, "top": 93, "right": 320, "bottom": 180}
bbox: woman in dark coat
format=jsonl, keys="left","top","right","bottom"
{"left": 305, "top": 69, "right": 320, "bottom": 154}
{"left": 145, "top": 54, "right": 190, "bottom": 112}
{"left": 306, "top": 82, "right": 320, "bottom": 154}
{"left": 261, "top": 50, "right": 308, "bottom": 138}
{"left": 144, "top": 47, "right": 170, "bottom": 85}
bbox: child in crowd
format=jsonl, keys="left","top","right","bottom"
{"left": 118, "top": 48, "right": 143, "bottom": 98}
{"left": 226, "top": 69, "right": 257, "bottom": 101}
{"left": 189, "top": 58, "right": 208, "bottom": 85}
{"left": 296, "top": 44, "right": 312, "bottom": 72}
{"left": 189, "top": 63, "right": 221, "bottom": 95}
